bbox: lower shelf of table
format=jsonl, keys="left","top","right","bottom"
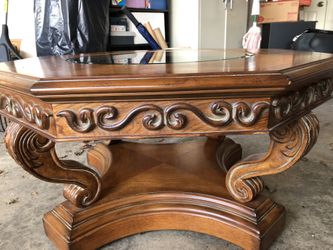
{"left": 43, "top": 138, "right": 285, "bottom": 250}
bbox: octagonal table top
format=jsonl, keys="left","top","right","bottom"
{"left": 0, "top": 49, "right": 332, "bottom": 142}
{"left": 0, "top": 49, "right": 332, "bottom": 102}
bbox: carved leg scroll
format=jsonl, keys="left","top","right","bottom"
{"left": 4, "top": 123, "right": 111, "bottom": 208}
{"left": 216, "top": 137, "right": 242, "bottom": 172}
{"left": 226, "top": 113, "right": 319, "bottom": 203}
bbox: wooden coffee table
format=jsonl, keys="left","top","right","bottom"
{"left": 0, "top": 49, "right": 332, "bottom": 250}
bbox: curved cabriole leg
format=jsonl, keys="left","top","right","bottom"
{"left": 226, "top": 113, "right": 319, "bottom": 203}
{"left": 216, "top": 137, "right": 243, "bottom": 172}
{"left": 4, "top": 123, "right": 110, "bottom": 208}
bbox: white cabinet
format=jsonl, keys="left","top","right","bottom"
{"left": 170, "top": 0, "right": 249, "bottom": 49}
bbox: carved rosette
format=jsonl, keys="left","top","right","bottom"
{"left": 4, "top": 123, "right": 104, "bottom": 208}
{"left": 272, "top": 78, "right": 333, "bottom": 122}
{"left": 57, "top": 101, "right": 270, "bottom": 133}
{"left": 226, "top": 113, "right": 319, "bottom": 203}
{"left": 0, "top": 94, "right": 52, "bottom": 130}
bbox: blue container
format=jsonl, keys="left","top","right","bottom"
{"left": 150, "top": 0, "right": 167, "bottom": 10}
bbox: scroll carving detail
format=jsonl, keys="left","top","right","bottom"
{"left": 226, "top": 113, "right": 319, "bottom": 203}
{"left": 233, "top": 102, "right": 271, "bottom": 127}
{"left": 216, "top": 137, "right": 242, "bottom": 172}
{"left": 272, "top": 78, "right": 333, "bottom": 121}
{"left": 4, "top": 123, "right": 105, "bottom": 208}
{"left": 0, "top": 95, "right": 52, "bottom": 130}
{"left": 58, "top": 101, "right": 270, "bottom": 133}
{"left": 96, "top": 105, "right": 164, "bottom": 131}
{"left": 57, "top": 108, "right": 95, "bottom": 133}
{"left": 165, "top": 102, "right": 234, "bottom": 130}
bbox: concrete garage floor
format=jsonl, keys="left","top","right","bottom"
{"left": 0, "top": 99, "right": 332, "bottom": 250}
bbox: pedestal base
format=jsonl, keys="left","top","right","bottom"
{"left": 43, "top": 138, "right": 285, "bottom": 250}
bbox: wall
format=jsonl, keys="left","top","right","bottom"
{"left": 170, "top": 0, "right": 199, "bottom": 49}
{"left": 0, "top": 0, "right": 36, "bottom": 58}
{"left": 170, "top": 0, "right": 248, "bottom": 49}
{"left": 324, "top": 0, "right": 333, "bottom": 30}
{"left": 301, "top": 0, "right": 333, "bottom": 31}
{"left": 198, "top": 0, "right": 226, "bottom": 48}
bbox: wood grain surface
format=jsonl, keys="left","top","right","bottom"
{"left": 0, "top": 49, "right": 332, "bottom": 142}
{"left": 0, "top": 49, "right": 332, "bottom": 102}
{"left": 43, "top": 138, "right": 285, "bottom": 250}
{"left": 1, "top": 49, "right": 332, "bottom": 249}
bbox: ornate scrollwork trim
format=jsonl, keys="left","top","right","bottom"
{"left": 226, "top": 113, "right": 319, "bottom": 203}
{"left": 58, "top": 104, "right": 164, "bottom": 132}
{"left": 233, "top": 102, "right": 270, "bottom": 127}
{"left": 5, "top": 123, "right": 104, "bottom": 208}
{"left": 272, "top": 78, "right": 333, "bottom": 121}
{"left": 96, "top": 104, "right": 164, "bottom": 131}
{"left": 57, "top": 108, "right": 95, "bottom": 133}
{"left": 57, "top": 101, "right": 270, "bottom": 133}
{"left": 0, "top": 94, "right": 52, "bottom": 130}
{"left": 165, "top": 102, "right": 233, "bottom": 130}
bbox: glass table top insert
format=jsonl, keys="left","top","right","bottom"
{"left": 67, "top": 49, "right": 250, "bottom": 65}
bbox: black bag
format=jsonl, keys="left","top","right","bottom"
{"left": 34, "top": 0, "right": 110, "bottom": 56}
{"left": 291, "top": 29, "right": 333, "bottom": 53}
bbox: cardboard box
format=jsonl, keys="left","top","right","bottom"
{"left": 259, "top": 1, "right": 299, "bottom": 24}
{"left": 10, "top": 39, "right": 21, "bottom": 53}
{"left": 271, "top": 0, "right": 311, "bottom": 6}
{"left": 299, "top": 0, "right": 311, "bottom": 6}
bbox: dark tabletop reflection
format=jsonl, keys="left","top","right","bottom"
{"left": 67, "top": 49, "right": 249, "bottom": 65}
